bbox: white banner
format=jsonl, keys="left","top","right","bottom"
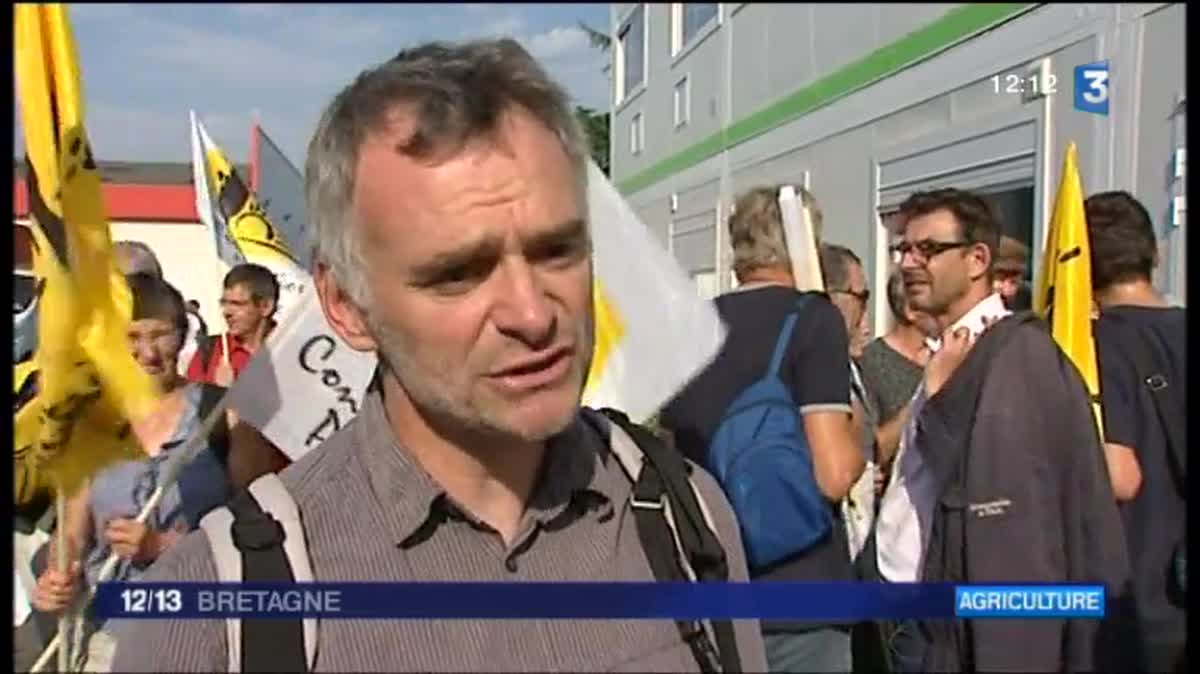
{"left": 778, "top": 185, "right": 825, "bottom": 292}
{"left": 581, "top": 162, "right": 727, "bottom": 422}
{"left": 229, "top": 288, "right": 377, "bottom": 461}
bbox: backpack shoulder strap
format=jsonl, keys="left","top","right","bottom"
{"left": 1098, "top": 315, "right": 1186, "bottom": 491}
{"left": 766, "top": 294, "right": 813, "bottom": 379}
{"left": 591, "top": 408, "right": 743, "bottom": 674}
{"left": 197, "top": 334, "right": 220, "bottom": 374}
{"left": 197, "top": 384, "right": 232, "bottom": 466}
{"left": 199, "top": 473, "right": 316, "bottom": 673}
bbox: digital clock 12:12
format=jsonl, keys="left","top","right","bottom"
{"left": 992, "top": 72, "right": 1058, "bottom": 95}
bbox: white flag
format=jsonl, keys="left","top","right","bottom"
{"left": 581, "top": 162, "right": 727, "bottom": 422}
{"left": 190, "top": 111, "right": 244, "bottom": 268}
{"left": 189, "top": 112, "right": 308, "bottom": 317}
{"left": 778, "top": 185, "right": 825, "bottom": 292}
{"left": 229, "top": 287, "right": 378, "bottom": 461}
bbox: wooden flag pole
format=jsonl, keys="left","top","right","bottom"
{"left": 31, "top": 483, "right": 73, "bottom": 674}
{"left": 56, "top": 489, "right": 71, "bottom": 673}
{"left": 28, "top": 394, "right": 232, "bottom": 673}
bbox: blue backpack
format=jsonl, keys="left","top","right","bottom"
{"left": 707, "top": 295, "right": 833, "bottom": 570}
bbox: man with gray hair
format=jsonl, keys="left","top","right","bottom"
{"left": 113, "top": 39, "right": 765, "bottom": 673}
{"left": 112, "top": 239, "right": 163, "bottom": 277}
{"left": 661, "top": 185, "right": 863, "bottom": 673}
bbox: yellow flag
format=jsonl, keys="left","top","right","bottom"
{"left": 1034, "top": 142, "right": 1104, "bottom": 438}
{"left": 190, "top": 113, "right": 310, "bottom": 316}
{"left": 14, "top": 4, "right": 159, "bottom": 496}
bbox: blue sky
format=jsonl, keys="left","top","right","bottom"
{"left": 16, "top": 3, "right": 611, "bottom": 167}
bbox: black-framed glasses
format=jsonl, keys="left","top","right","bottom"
{"left": 890, "top": 239, "right": 971, "bottom": 264}
{"left": 830, "top": 287, "right": 870, "bottom": 305}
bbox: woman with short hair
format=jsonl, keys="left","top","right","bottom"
{"left": 30, "top": 273, "right": 233, "bottom": 672}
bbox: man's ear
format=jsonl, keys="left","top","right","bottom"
{"left": 967, "top": 242, "right": 993, "bottom": 282}
{"left": 315, "top": 263, "right": 378, "bottom": 353}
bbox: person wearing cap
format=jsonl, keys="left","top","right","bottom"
{"left": 992, "top": 234, "right": 1030, "bottom": 310}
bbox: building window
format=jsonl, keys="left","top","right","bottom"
{"left": 673, "top": 76, "right": 690, "bottom": 128}
{"left": 671, "top": 3, "right": 719, "bottom": 56}
{"left": 630, "top": 113, "right": 645, "bottom": 155}
{"left": 693, "top": 270, "right": 719, "bottom": 300}
{"left": 615, "top": 5, "right": 646, "bottom": 104}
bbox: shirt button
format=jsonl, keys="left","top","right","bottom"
{"left": 504, "top": 557, "right": 518, "bottom": 573}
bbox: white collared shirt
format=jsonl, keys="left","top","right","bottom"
{"left": 875, "top": 293, "right": 1011, "bottom": 582}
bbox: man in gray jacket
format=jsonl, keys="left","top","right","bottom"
{"left": 878, "top": 188, "right": 1130, "bottom": 672}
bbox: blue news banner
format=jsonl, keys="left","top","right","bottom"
{"left": 94, "top": 582, "right": 1106, "bottom": 621}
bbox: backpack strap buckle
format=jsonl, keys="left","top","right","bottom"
{"left": 231, "top": 514, "right": 286, "bottom": 551}
{"left": 1147, "top": 373, "right": 1169, "bottom": 391}
{"left": 630, "top": 495, "right": 666, "bottom": 511}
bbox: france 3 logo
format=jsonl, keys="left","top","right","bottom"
{"left": 1074, "top": 61, "right": 1110, "bottom": 115}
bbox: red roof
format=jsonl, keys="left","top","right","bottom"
{"left": 13, "top": 178, "right": 197, "bottom": 222}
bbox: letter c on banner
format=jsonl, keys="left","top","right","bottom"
{"left": 299, "top": 335, "right": 336, "bottom": 374}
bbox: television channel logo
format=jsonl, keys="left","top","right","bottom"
{"left": 1074, "top": 62, "right": 1110, "bottom": 115}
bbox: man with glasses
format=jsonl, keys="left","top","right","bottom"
{"left": 818, "top": 244, "right": 878, "bottom": 563}
{"left": 874, "top": 188, "right": 1129, "bottom": 672}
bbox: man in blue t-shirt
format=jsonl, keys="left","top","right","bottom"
{"left": 1086, "top": 191, "right": 1186, "bottom": 674}
{"left": 660, "top": 185, "right": 864, "bottom": 673}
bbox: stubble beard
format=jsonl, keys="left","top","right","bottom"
{"left": 364, "top": 311, "right": 591, "bottom": 445}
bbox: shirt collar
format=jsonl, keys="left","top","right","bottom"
{"left": 925, "top": 293, "right": 1012, "bottom": 353}
{"left": 353, "top": 389, "right": 615, "bottom": 548}
{"left": 226, "top": 319, "right": 276, "bottom": 350}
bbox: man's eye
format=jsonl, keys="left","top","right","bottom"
{"left": 535, "top": 239, "right": 586, "bottom": 265}
{"left": 431, "top": 262, "right": 491, "bottom": 291}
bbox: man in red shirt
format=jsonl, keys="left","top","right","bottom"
{"left": 187, "top": 263, "right": 279, "bottom": 386}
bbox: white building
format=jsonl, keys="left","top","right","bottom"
{"left": 609, "top": 3, "right": 1186, "bottom": 332}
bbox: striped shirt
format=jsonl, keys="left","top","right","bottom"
{"left": 110, "top": 388, "right": 767, "bottom": 673}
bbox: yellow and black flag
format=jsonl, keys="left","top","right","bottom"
{"left": 1034, "top": 142, "right": 1104, "bottom": 438}
{"left": 14, "top": 3, "right": 160, "bottom": 498}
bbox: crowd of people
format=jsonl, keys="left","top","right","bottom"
{"left": 13, "top": 37, "right": 1186, "bottom": 674}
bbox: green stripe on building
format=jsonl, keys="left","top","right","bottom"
{"left": 617, "top": 3, "right": 1039, "bottom": 195}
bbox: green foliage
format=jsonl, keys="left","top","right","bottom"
{"left": 577, "top": 21, "right": 611, "bottom": 52}
{"left": 575, "top": 106, "right": 610, "bottom": 177}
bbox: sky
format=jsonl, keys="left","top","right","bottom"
{"left": 15, "top": 3, "right": 611, "bottom": 167}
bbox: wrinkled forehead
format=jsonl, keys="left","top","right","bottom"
{"left": 351, "top": 104, "right": 583, "bottom": 239}
{"left": 901, "top": 207, "right": 962, "bottom": 241}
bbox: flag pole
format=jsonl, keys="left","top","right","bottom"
{"left": 28, "top": 396, "right": 232, "bottom": 673}
{"left": 55, "top": 486, "right": 71, "bottom": 673}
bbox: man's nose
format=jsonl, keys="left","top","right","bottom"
{"left": 132, "top": 340, "right": 156, "bottom": 363}
{"left": 898, "top": 248, "right": 923, "bottom": 271}
{"left": 491, "top": 258, "right": 555, "bottom": 347}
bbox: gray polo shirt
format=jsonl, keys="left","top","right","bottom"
{"left": 110, "top": 388, "right": 767, "bottom": 672}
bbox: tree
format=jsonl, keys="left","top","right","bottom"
{"left": 577, "top": 21, "right": 611, "bottom": 53}
{"left": 575, "top": 106, "right": 610, "bottom": 177}
{"left": 576, "top": 22, "right": 612, "bottom": 176}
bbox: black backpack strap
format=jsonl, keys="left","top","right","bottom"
{"left": 197, "top": 334, "right": 220, "bottom": 376}
{"left": 599, "top": 408, "right": 743, "bottom": 674}
{"left": 226, "top": 490, "right": 309, "bottom": 673}
{"left": 198, "top": 383, "right": 232, "bottom": 466}
{"left": 1100, "top": 316, "right": 1186, "bottom": 493}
